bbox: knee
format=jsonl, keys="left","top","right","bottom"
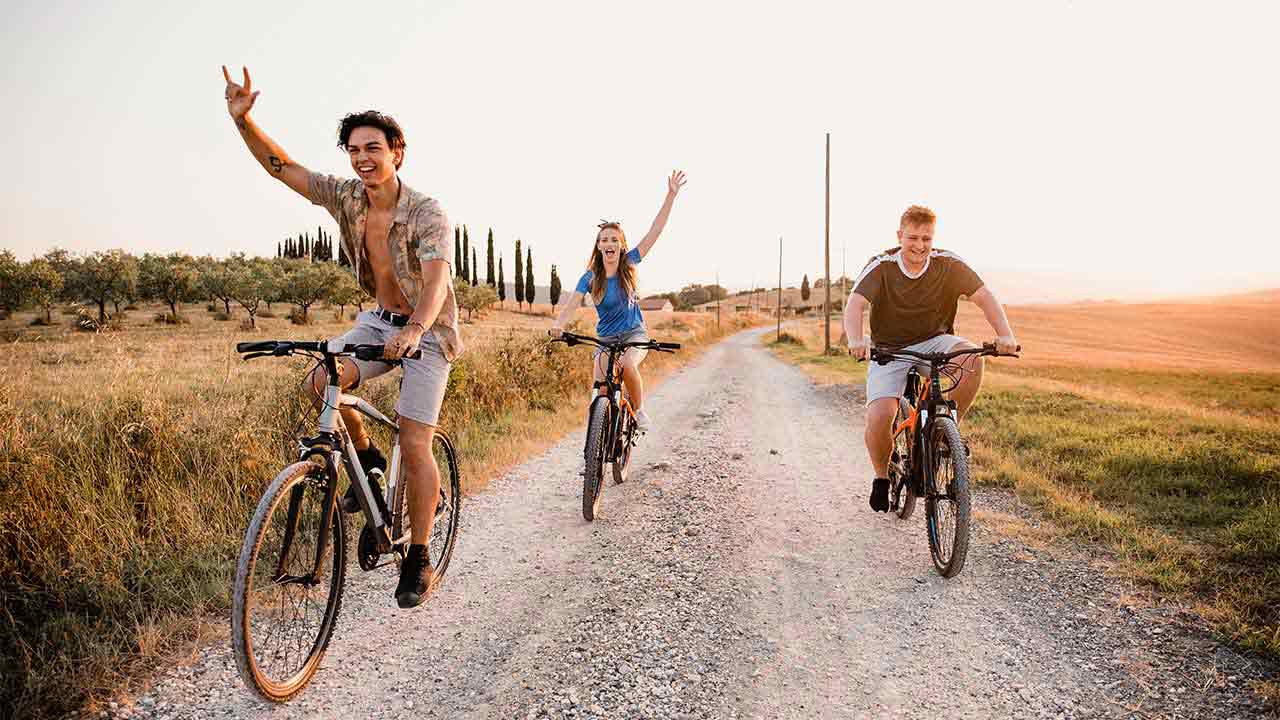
{"left": 865, "top": 400, "right": 897, "bottom": 432}
{"left": 305, "top": 367, "right": 327, "bottom": 398}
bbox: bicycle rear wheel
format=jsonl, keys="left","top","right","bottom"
{"left": 891, "top": 398, "right": 917, "bottom": 520}
{"left": 612, "top": 410, "right": 635, "bottom": 485}
{"left": 232, "top": 461, "right": 346, "bottom": 702}
{"left": 924, "top": 417, "right": 972, "bottom": 578}
{"left": 583, "top": 397, "right": 610, "bottom": 521}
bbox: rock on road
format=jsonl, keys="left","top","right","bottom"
{"left": 135, "top": 328, "right": 1274, "bottom": 720}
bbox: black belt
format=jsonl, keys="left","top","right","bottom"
{"left": 375, "top": 307, "right": 411, "bottom": 327}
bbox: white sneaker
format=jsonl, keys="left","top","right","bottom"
{"left": 634, "top": 408, "right": 652, "bottom": 433}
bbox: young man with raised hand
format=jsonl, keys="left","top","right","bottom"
{"left": 844, "top": 205, "right": 1018, "bottom": 513}
{"left": 221, "top": 66, "right": 462, "bottom": 608}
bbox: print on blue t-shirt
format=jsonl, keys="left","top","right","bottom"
{"left": 575, "top": 247, "right": 644, "bottom": 337}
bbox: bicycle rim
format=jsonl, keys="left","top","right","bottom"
{"left": 232, "top": 461, "right": 347, "bottom": 702}
{"left": 924, "top": 417, "right": 971, "bottom": 578}
{"left": 583, "top": 398, "right": 609, "bottom": 521}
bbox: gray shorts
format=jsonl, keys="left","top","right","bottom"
{"left": 865, "top": 334, "right": 971, "bottom": 407}
{"left": 336, "top": 310, "right": 451, "bottom": 426}
{"left": 593, "top": 326, "right": 649, "bottom": 378}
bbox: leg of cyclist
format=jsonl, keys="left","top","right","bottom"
{"left": 619, "top": 346, "right": 650, "bottom": 430}
{"left": 944, "top": 339, "right": 984, "bottom": 420}
{"left": 393, "top": 335, "right": 450, "bottom": 609}
{"left": 864, "top": 397, "right": 898, "bottom": 511}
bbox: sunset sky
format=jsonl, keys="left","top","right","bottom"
{"left": 3, "top": 0, "right": 1277, "bottom": 303}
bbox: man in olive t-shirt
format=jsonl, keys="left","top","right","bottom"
{"left": 843, "top": 205, "right": 1019, "bottom": 513}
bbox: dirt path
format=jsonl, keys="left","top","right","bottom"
{"left": 132, "top": 328, "right": 1275, "bottom": 720}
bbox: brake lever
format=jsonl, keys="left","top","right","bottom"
{"left": 241, "top": 352, "right": 271, "bottom": 361}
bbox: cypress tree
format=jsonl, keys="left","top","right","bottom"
{"left": 514, "top": 239, "right": 524, "bottom": 309}
{"left": 497, "top": 256, "right": 506, "bottom": 305}
{"left": 462, "top": 226, "right": 471, "bottom": 282}
{"left": 454, "top": 227, "right": 462, "bottom": 275}
{"left": 471, "top": 248, "right": 478, "bottom": 287}
{"left": 525, "top": 247, "right": 533, "bottom": 307}
{"left": 486, "top": 228, "right": 495, "bottom": 286}
{"left": 549, "top": 264, "right": 561, "bottom": 311}
{"left": 277, "top": 241, "right": 282, "bottom": 258}
{"left": 338, "top": 240, "right": 350, "bottom": 267}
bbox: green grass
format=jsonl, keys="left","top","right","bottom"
{"left": 769, "top": 339, "right": 1280, "bottom": 661}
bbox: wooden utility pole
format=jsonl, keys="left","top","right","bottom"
{"left": 823, "top": 132, "right": 832, "bottom": 353}
{"left": 715, "top": 269, "right": 721, "bottom": 329}
{"left": 776, "top": 236, "right": 783, "bottom": 342}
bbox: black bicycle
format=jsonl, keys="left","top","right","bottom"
{"left": 230, "top": 339, "right": 461, "bottom": 701}
{"left": 869, "top": 342, "right": 1019, "bottom": 577}
{"left": 552, "top": 331, "right": 680, "bottom": 520}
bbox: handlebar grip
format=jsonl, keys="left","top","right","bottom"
{"left": 351, "top": 344, "right": 423, "bottom": 362}
{"left": 656, "top": 342, "right": 682, "bottom": 350}
{"left": 237, "top": 341, "right": 278, "bottom": 353}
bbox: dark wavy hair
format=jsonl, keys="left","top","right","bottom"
{"left": 336, "top": 111, "right": 407, "bottom": 168}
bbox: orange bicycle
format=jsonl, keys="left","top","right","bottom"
{"left": 870, "top": 342, "right": 1019, "bottom": 577}
{"left": 553, "top": 331, "right": 680, "bottom": 520}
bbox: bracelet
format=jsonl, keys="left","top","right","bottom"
{"left": 407, "top": 321, "right": 426, "bottom": 331}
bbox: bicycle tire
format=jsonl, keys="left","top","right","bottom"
{"left": 924, "top": 416, "right": 972, "bottom": 578}
{"left": 612, "top": 410, "right": 634, "bottom": 485}
{"left": 892, "top": 398, "right": 917, "bottom": 520}
{"left": 583, "top": 397, "right": 610, "bottom": 521}
{"left": 232, "top": 461, "right": 347, "bottom": 702}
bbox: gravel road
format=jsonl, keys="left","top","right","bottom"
{"left": 125, "top": 328, "right": 1276, "bottom": 720}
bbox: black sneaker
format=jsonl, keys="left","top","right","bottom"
{"left": 869, "top": 477, "right": 891, "bottom": 512}
{"left": 395, "top": 544, "right": 435, "bottom": 609}
{"left": 342, "top": 445, "right": 387, "bottom": 513}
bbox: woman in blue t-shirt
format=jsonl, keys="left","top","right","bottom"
{"left": 549, "top": 170, "right": 687, "bottom": 432}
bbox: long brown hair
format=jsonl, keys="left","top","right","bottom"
{"left": 588, "top": 221, "right": 638, "bottom": 304}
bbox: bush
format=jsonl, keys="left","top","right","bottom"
{"left": 772, "top": 332, "right": 803, "bottom": 346}
{"left": 152, "top": 312, "right": 189, "bottom": 325}
{"left": 206, "top": 303, "right": 218, "bottom": 312}
{"left": 124, "top": 304, "right": 140, "bottom": 311}
{"left": 213, "top": 312, "right": 232, "bottom": 322}
{"left": 288, "top": 309, "right": 310, "bottom": 325}
{"left": 28, "top": 316, "right": 52, "bottom": 327}
{"left": 258, "top": 309, "right": 277, "bottom": 319}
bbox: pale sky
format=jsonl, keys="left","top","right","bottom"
{"left": 3, "top": 0, "right": 1277, "bottom": 303}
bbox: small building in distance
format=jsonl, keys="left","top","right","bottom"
{"left": 638, "top": 298, "right": 674, "bottom": 313}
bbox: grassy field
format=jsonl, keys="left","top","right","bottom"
{"left": 768, "top": 294, "right": 1280, "bottom": 668}
{"left": 0, "top": 300, "right": 762, "bottom": 718}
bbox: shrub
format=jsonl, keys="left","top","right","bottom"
{"left": 124, "top": 304, "right": 140, "bottom": 311}
{"left": 206, "top": 303, "right": 218, "bottom": 312}
{"left": 772, "top": 332, "right": 803, "bottom": 345}
{"left": 213, "top": 312, "right": 232, "bottom": 322}
{"left": 258, "top": 309, "right": 277, "bottom": 319}
{"left": 152, "top": 312, "right": 189, "bottom": 325}
{"left": 288, "top": 308, "right": 310, "bottom": 325}
{"left": 28, "top": 316, "right": 52, "bottom": 327}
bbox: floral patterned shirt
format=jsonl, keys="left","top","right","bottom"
{"left": 307, "top": 172, "right": 463, "bottom": 361}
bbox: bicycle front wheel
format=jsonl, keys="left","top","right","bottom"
{"left": 924, "top": 417, "right": 972, "bottom": 578}
{"left": 232, "top": 461, "right": 347, "bottom": 702}
{"left": 583, "top": 397, "right": 610, "bottom": 521}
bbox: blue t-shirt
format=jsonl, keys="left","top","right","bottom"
{"left": 575, "top": 248, "right": 645, "bottom": 337}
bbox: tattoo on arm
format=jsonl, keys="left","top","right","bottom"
{"left": 268, "top": 155, "right": 284, "bottom": 173}
{"left": 235, "top": 118, "right": 247, "bottom": 132}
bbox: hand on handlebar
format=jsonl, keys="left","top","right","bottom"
{"left": 994, "top": 335, "right": 1019, "bottom": 356}
{"left": 848, "top": 336, "right": 871, "bottom": 361}
{"left": 548, "top": 327, "right": 564, "bottom": 339}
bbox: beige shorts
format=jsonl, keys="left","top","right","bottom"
{"left": 865, "top": 334, "right": 969, "bottom": 406}
{"left": 337, "top": 310, "right": 451, "bottom": 426}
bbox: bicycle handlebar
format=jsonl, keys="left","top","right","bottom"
{"left": 868, "top": 341, "right": 1020, "bottom": 366}
{"left": 551, "top": 331, "right": 681, "bottom": 353}
{"left": 236, "top": 340, "right": 422, "bottom": 362}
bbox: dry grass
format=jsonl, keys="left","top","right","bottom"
{"left": 0, "top": 301, "right": 760, "bottom": 718}
{"left": 770, "top": 293, "right": 1280, "bottom": 670}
